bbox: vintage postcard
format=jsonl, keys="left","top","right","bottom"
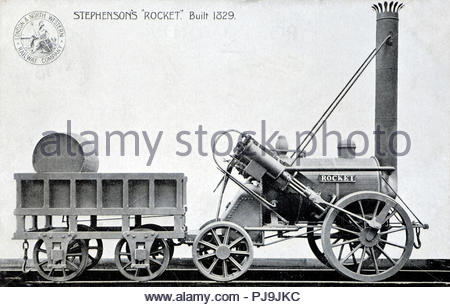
{"left": 0, "top": 0, "right": 448, "bottom": 305}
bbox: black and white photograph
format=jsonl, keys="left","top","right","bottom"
{"left": 0, "top": 0, "right": 448, "bottom": 305}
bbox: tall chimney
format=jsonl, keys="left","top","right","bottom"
{"left": 373, "top": 2, "right": 403, "bottom": 192}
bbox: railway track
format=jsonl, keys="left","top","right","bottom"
{"left": 1, "top": 258, "right": 449, "bottom": 286}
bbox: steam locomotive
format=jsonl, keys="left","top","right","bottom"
{"left": 13, "top": 2, "right": 427, "bottom": 283}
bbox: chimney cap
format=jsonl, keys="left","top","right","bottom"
{"left": 372, "top": 2, "right": 404, "bottom": 14}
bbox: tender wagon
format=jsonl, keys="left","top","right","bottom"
{"left": 14, "top": 172, "right": 187, "bottom": 281}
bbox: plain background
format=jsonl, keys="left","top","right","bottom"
{"left": 0, "top": 0, "right": 449, "bottom": 260}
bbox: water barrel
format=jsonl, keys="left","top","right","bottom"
{"left": 32, "top": 133, "right": 99, "bottom": 172}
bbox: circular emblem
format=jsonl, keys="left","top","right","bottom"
{"left": 13, "top": 11, "right": 65, "bottom": 65}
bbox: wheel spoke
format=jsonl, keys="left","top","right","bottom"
{"left": 207, "top": 258, "right": 219, "bottom": 273}
{"left": 150, "top": 248, "right": 164, "bottom": 255}
{"left": 38, "top": 248, "right": 47, "bottom": 253}
{"left": 66, "top": 260, "right": 79, "bottom": 271}
{"left": 230, "top": 250, "right": 250, "bottom": 256}
{"left": 379, "top": 239, "right": 406, "bottom": 249}
{"left": 358, "top": 201, "right": 366, "bottom": 226}
{"left": 149, "top": 257, "right": 162, "bottom": 266}
{"left": 373, "top": 200, "right": 380, "bottom": 216}
{"left": 370, "top": 247, "right": 380, "bottom": 274}
{"left": 122, "top": 261, "right": 132, "bottom": 269}
{"left": 375, "top": 244, "right": 397, "bottom": 265}
{"left": 223, "top": 227, "right": 230, "bottom": 245}
{"left": 345, "top": 213, "right": 363, "bottom": 231}
{"left": 222, "top": 260, "right": 228, "bottom": 278}
{"left": 381, "top": 209, "right": 398, "bottom": 224}
{"left": 331, "top": 225, "right": 359, "bottom": 236}
{"left": 331, "top": 238, "right": 359, "bottom": 248}
{"left": 199, "top": 240, "right": 218, "bottom": 250}
{"left": 119, "top": 252, "right": 131, "bottom": 256}
{"left": 38, "top": 260, "right": 48, "bottom": 267}
{"left": 351, "top": 250, "right": 358, "bottom": 266}
{"left": 229, "top": 256, "right": 243, "bottom": 271}
{"left": 356, "top": 246, "right": 366, "bottom": 274}
{"left": 338, "top": 245, "right": 344, "bottom": 261}
{"left": 198, "top": 253, "right": 216, "bottom": 260}
{"left": 392, "top": 210, "right": 403, "bottom": 223}
{"left": 211, "top": 229, "right": 221, "bottom": 245}
{"left": 379, "top": 226, "right": 406, "bottom": 235}
{"left": 228, "top": 236, "right": 244, "bottom": 248}
{"left": 340, "top": 243, "right": 362, "bottom": 264}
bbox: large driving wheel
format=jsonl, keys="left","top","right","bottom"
{"left": 193, "top": 221, "right": 253, "bottom": 282}
{"left": 33, "top": 238, "right": 88, "bottom": 282}
{"left": 322, "top": 191, "right": 414, "bottom": 282}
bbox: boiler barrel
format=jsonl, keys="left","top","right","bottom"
{"left": 32, "top": 133, "right": 99, "bottom": 173}
{"left": 293, "top": 157, "right": 394, "bottom": 199}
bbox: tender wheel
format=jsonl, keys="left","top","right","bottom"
{"left": 114, "top": 234, "right": 170, "bottom": 282}
{"left": 33, "top": 239, "right": 88, "bottom": 282}
{"left": 306, "top": 223, "right": 330, "bottom": 267}
{"left": 322, "top": 191, "right": 414, "bottom": 282}
{"left": 78, "top": 225, "right": 103, "bottom": 269}
{"left": 192, "top": 221, "right": 253, "bottom": 282}
{"left": 139, "top": 224, "right": 175, "bottom": 260}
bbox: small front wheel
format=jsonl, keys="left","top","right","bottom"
{"left": 192, "top": 221, "right": 253, "bottom": 282}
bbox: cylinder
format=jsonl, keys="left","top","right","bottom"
{"left": 32, "top": 133, "right": 99, "bottom": 173}
{"left": 242, "top": 138, "right": 286, "bottom": 179}
{"left": 374, "top": 2, "right": 402, "bottom": 190}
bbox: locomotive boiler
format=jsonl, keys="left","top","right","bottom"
{"left": 13, "top": 1, "right": 428, "bottom": 283}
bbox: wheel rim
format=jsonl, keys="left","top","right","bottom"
{"left": 193, "top": 221, "right": 253, "bottom": 282}
{"left": 78, "top": 225, "right": 103, "bottom": 269}
{"left": 306, "top": 223, "right": 330, "bottom": 267}
{"left": 322, "top": 191, "right": 414, "bottom": 282}
{"left": 114, "top": 237, "right": 170, "bottom": 282}
{"left": 33, "top": 239, "right": 88, "bottom": 282}
{"left": 85, "top": 238, "right": 103, "bottom": 269}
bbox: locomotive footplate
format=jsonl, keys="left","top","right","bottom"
{"left": 122, "top": 231, "right": 158, "bottom": 269}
